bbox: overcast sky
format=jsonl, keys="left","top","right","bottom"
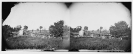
{"left": 3, "top": 3, "right": 131, "bottom": 30}
{"left": 70, "top": 3, "right": 131, "bottom": 30}
{"left": 3, "top": 3, "right": 69, "bottom": 30}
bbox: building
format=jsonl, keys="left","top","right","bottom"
{"left": 28, "top": 30, "right": 50, "bottom": 37}
{"left": 79, "top": 29, "right": 84, "bottom": 36}
{"left": 18, "top": 29, "right": 23, "bottom": 35}
{"left": 89, "top": 29, "right": 111, "bottom": 38}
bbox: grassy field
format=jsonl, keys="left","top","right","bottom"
{"left": 6, "top": 36, "right": 63, "bottom": 50}
{"left": 5, "top": 35, "right": 131, "bottom": 51}
{"left": 70, "top": 37, "right": 130, "bottom": 51}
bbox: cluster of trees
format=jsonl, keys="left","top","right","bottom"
{"left": 109, "top": 21, "right": 131, "bottom": 38}
{"left": 70, "top": 26, "right": 90, "bottom": 36}
{"left": 91, "top": 21, "right": 131, "bottom": 38}
{"left": 49, "top": 21, "right": 89, "bottom": 37}
{"left": 39, "top": 26, "right": 43, "bottom": 32}
{"left": 49, "top": 20, "right": 64, "bottom": 37}
{"left": 70, "top": 26, "right": 89, "bottom": 33}
{"left": 70, "top": 26, "right": 82, "bottom": 32}
{"left": 3, "top": 20, "right": 131, "bottom": 39}
{"left": 2, "top": 25, "right": 29, "bottom": 39}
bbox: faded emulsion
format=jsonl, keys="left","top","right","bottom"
{"left": 2, "top": 2, "right": 18, "bottom": 51}
{"left": 2, "top": 2, "right": 18, "bottom": 23}
{"left": 2, "top": 2, "right": 131, "bottom": 52}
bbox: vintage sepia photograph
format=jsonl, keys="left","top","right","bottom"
{"left": 2, "top": 2, "right": 131, "bottom": 52}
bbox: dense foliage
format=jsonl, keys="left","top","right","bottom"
{"left": 70, "top": 26, "right": 82, "bottom": 32}
{"left": 49, "top": 20, "right": 64, "bottom": 37}
{"left": 2, "top": 25, "right": 14, "bottom": 39}
{"left": 2, "top": 25, "right": 23, "bottom": 39}
{"left": 109, "top": 21, "right": 131, "bottom": 38}
{"left": 84, "top": 26, "right": 88, "bottom": 31}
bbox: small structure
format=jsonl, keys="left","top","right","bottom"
{"left": 30, "top": 33, "right": 34, "bottom": 37}
{"left": 12, "top": 29, "right": 24, "bottom": 37}
{"left": 18, "top": 30, "right": 23, "bottom": 35}
{"left": 90, "top": 34, "right": 94, "bottom": 37}
{"left": 79, "top": 29, "right": 84, "bottom": 36}
{"left": 101, "top": 36, "right": 106, "bottom": 39}
{"left": 89, "top": 31, "right": 100, "bottom": 38}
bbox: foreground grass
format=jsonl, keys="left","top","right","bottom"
{"left": 6, "top": 36, "right": 62, "bottom": 49}
{"left": 70, "top": 37, "right": 130, "bottom": 51}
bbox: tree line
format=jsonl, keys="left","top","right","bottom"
{"left": 109, "top": 21, "right": 131, "bottom": 38}
{"left": 2, "top": 20, "right": 131, "bottom": 39}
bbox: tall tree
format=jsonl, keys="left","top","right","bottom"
{"left": 49, "top": 20, "right": 64, "bottom": 37}
{"left": 83, "top": 26, "right": 88, "bottom": 36}
{"left": 84, "top": 26, "right": 88, "bottom": 31}
{"left": 100, "top": 27, "right": 103, "bottom": 33}
{"left": 23, "top": 25, "right": 28, "bottom": 35}
{"left": 109, "top": 21, "right": 130, "bottom": 38}
{"left": 109, "top": 26, "right": 117, "bottom": 37}
{"left": 39, "top": 26, "right": 43, "bottom": 32}
{"left": 99, "top": 27, "right": 103, "bottom": 36}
